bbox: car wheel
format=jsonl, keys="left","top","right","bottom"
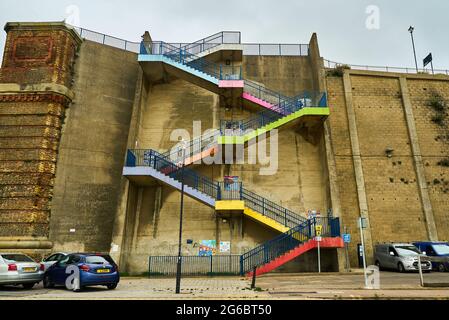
{"left": 398, "top": 262, "right": 405, "bottom": 273}
{"left": 375, "top": 260, "right": 382, "bottom": 271}
{"left": 22, "top": 283, "right": 34, "bottom": 290}
{"left": 438, "top": 263, "right": 446, "bottom": 273}
{"left": 43, "top": 275, "right": 54, "bottom": 289}
{"left": 107, "top": 283, "right": 118, "bottom": 290}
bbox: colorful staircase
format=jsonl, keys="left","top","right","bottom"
{"left": 243, "top": 226, "right": 344, "bottom": 277}
{"left": 125, "top": 149, "right": 307, "bottom": 232}
{"left": 126, "top": 33, "right": 341, "bottom": 275}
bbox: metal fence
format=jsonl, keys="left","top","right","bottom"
{"left": 324, "top": 59, "right": 449, "bottom": 75}
{"left": 73, "top": 27, "right": 141, "bottom": 53}
{"left": 71, "top": 26, "right": 309, "bottom": 57}
{"left": 148, "top": 255, "right": 241, "bottom": 276}
{"left": 243, "top": 44, "right": 309, "bottom": 56}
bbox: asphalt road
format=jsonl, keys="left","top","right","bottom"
{"left": 0, "top": 271, "right": 448, "bottom": 300}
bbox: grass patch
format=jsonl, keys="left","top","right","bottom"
{"left": 327, "top": 64, "right": 351, "bottom": 77}
{"left": 431, "top": 114, "right": 445, "bottom": 126}
{"left": 429, "top": 95, "right": 447, "bottom": 112}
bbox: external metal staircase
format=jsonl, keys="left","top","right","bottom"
{"left": 124, "top": 149, "right": 342, "bottom": 275}
{"left": 126, "top": 33, "right": 340, "bottom": 275}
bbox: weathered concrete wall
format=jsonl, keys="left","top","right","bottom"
{"left": 117, "top": 50, "right": 333, "bottom": 274}
{"left": 49, "top": 40, "right": 140, "bottom": 253}
{"left": 326, "top": 69, "right": 449, "bottom": 267}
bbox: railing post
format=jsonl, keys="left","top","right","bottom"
{"left": 210, "top": 256, "right": 213, "bottom": 275}
{"left": 103, "top": 34, "right": 106, "bottom": 44}
{"left": 262, "top": 198, "right": 265, "bottom": 216}
{"left": 239, "top": 255, "right": 244, "bottom": 276}
{"left": 217, "top": 183, "right": 221, "bottom": 200}
{"left": 239, "top": 183, "right": 243, "bottom": 200}
{"left": 284, "top": 208, "right": 287, "bottom": 226}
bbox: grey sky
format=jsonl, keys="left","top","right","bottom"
{"left": 0, "top": 0, "right": 448, "bottom": 69}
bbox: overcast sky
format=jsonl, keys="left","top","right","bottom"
{"left": 0, "top": 0, "right": 448, "bottom": 69}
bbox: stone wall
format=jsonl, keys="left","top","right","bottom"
{"left": 326, "top": 69, "right": 449, "bottom": 267}
{"left": 0, "top": 23, "right": 81, "bottom": 256}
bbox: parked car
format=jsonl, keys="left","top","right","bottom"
{"left": 374, "top": 243, "right": 432, "bottom": 272}
{"left": 0, "top": 253, "right": 44, "bottom": 289}
{"left": 41, "top": 252, "right": 68, "bottom": 272}
{"left": 43, "top": 253, "right": 119, "bottom": 291}
{"left": 413, "top": 242, "right": 449, "bottom": 272}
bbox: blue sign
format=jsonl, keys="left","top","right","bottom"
{"left": 343, "top": 234, "right": 351, "bottom": 243}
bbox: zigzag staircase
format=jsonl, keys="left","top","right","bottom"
{"left": 124, "top": 149, "right": 342, "bottom": 275}
{"left": 128, "top": 34, "right": 340, "bottom": 276}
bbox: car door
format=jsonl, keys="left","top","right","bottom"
{"left": 50, "top": 254, "right": 72, "bottom": 285}
{"left": 43, "top": 254, "right": 58, "bottom": 271}
{"left": 387, "top": 246, "right": 398, "bottom": 269}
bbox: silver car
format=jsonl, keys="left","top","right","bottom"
{"left": 374, "top": 243, "right": 432, "bottom": 272}
{"left": 0, "top": 253, "right": 44, "bottom": 289}
{"left": 41, "top": 252, "right": 68, "bottom": 272}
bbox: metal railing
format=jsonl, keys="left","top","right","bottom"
{"left": 176, "top": 31, "right": 241, "bottom": 56}
{"left": 324, "top": 59, "right": 449, "bottom": 75}
{"left": 241, "top": 217, "right": 340, "bottom": 274}
{"left": 127, "top": 149, "right": 220, "bottom": 199}
{"left": 142, "top": 41, "right": 243, "bottom": 80}
{"left": 73, "top": 27, "right": 140, "bottom": 53}
{"left": 221, "top": 89, "right": 327, "bottom": 136}
{"left": 148, "top": 217, "right": 341, "bottom": 277}
{"left": 241, "top": 188, "right": 307, "bottom": 228}
{"left": 161, "top": 131, "right": 219, "bottom": 165}
{"left": 127, "top": 148, "right": 310, "bottom": 230}
{"left": 71, "top": 26, "right": 310, "bottom": 57}
{"left": 148, "top": 255, "right": 241, "bottom": 276}
{"left": 243, "top": 44, "right": 309, "bottom": 56}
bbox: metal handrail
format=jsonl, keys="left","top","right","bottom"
{"left": 240, "top": 217, "right": 340, "bottom": 273}
{"left": 126, "top": 149, "right": 310, "bottom": 230}
{"left": 324, "top": 59, "right": 449, "bottom": 75}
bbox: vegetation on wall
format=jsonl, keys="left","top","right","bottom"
{"left": 326, "top": 64, "right": 351, "bottom": 77}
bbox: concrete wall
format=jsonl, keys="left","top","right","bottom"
{"left": 116, "top": 49, "right": 334, "bottom": 274}
{"left": 326, "top": 69, "right": 449, "bottom": 267}
{"left": 49, "top": 40, "right": 140, "bottom": 253}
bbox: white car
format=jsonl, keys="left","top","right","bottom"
{"left": 0, "top": 253, "right": 44, "bottom": 289}
{"left": 41, "top": 252, "right": 68, "bottom": 272}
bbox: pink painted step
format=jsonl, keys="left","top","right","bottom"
{"left": 160, "top": 146, "right": 218, "bottom": 175}
{"left": 247, "top": 237, "right": 344, "bottom": 277}
{"left": 242, "top": 92, "right": 287, "bottom": 115}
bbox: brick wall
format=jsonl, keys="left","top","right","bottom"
{"left": 0, "top": 23, "right": 81, "bottom": 245}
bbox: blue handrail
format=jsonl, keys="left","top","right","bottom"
{"left": 240, "top": 217, "right": 340, "bottom": 274}
{"left": 127, "top": 149, "right": 309, "bottom": 229}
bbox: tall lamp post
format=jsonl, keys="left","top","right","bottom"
{"left": 408, "top": 26, "right": 419, "bottom": 73}
{"left": 175, "top": 140, "right": 188, "bottom": 294}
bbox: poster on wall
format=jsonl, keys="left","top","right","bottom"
{"left": 199, "top": 240, "right": 217, "bottom": 256}
{"left": 219, "top": 241, "right": 231, "bottom": 253}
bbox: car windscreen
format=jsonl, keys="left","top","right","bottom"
{"left": 432, "top": 244, "right": 449, "bottom": 255}
{"left": 85, "top": 256, "right": 109, "bottom": 264}
{"left": 1, "top": 254, "right": 34, "bottom": 263}
{"left": 395, "top": 246, "right": 420, "bottom": 256}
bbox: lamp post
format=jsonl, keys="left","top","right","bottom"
{"left": 175, "top": 140, "right": 188, "bottom": 294}
{"left": 408, "top": 26, "right": 419, "bottom": 73}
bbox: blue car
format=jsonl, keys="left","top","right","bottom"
{"left": 413, "top": 242, "right": 449, "bottom": 272}
{"left": 43, "top": 253, "right": 120, "bottom": 291}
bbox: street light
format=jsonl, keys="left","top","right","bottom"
{"left": 408, "top": 26, "right": 419, "bottom": 73}
{"left": 175, "top": 139, "right": 188, "bottom": 294}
